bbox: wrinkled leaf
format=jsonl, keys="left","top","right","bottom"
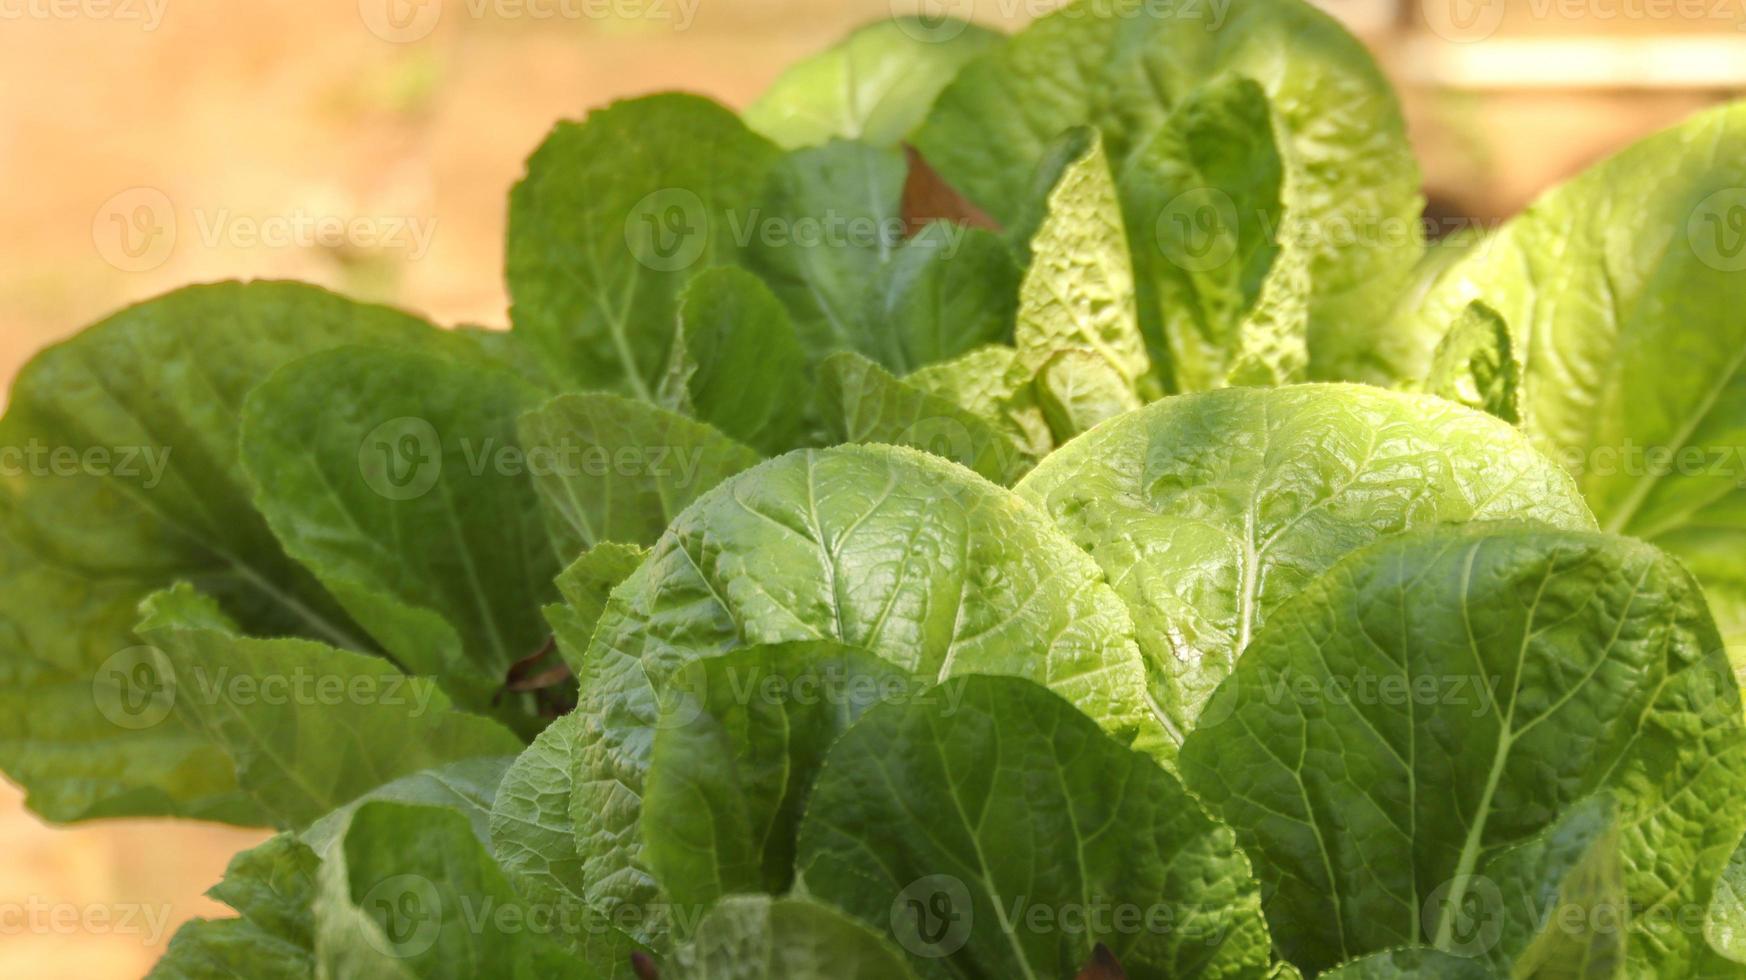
{"left": 666, "top": 895, "right": 920, "bottom": 980}
{"left": 798, "top": 676, "right": 1274, "bottom": 979}
{"left": 1179, "top": 526, "right": 1746, "bottom": 975}
{"left": 1422, "top": 301, "right": 1520, "bottom": 424}
{"left": 563, "top": 444, "right": 1161, "bottom": 947}
{"left": 1017, "top": 385, "right": 1594, "bottom": 743}
{"left": 817, "top": 352, "right": 1023, "bottom": 484}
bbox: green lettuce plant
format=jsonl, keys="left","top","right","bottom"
{"left": 4, "top": 1, "right": 1746, "bottom": 977}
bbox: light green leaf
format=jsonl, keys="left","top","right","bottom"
{"left": 1033, "top": 348, "right": 1142, "bottom": 443}
{"left": 1013, "top": 135, "right": 1149, "bottom": 392}
{"left": 1120, "top": 76, "right": 1305, "bottom": 392}
{"left": 518, "top": 392, "right": 763, "bottom": 558}
{"left": 864, "top": 223, "right": 1020, "bottom": 374}
{"left": 315, "top": 801, "right": 614, "bottom": 980}
{"left": 667, "top": 895, "right": 920, "bottom": 980}
{"left": 1178, "top": 526, "right": 1746, "bottom": 975}
{"left": 797, "top": 675, "right": 1273, "bottom": 978}
{"left": 1321, "top": 948, "right": 1493, "bottom": 979}
{"left": 507, "top": 94, "right": 780, "bottom": 398}
{"left": 1706, "top": 834, "right": 1746, "bottom": 965}
{"left": 149, "top": 835, "right": 319, "bottom": 980}
{"left": 641, "top": 642, "right": 905, "bottom": 924}
{"left": 916, "top": 0, "right": 1424, "bottom": 384}
{"left": 300, "top": 756, "right": 514, "bottom": 859}
{"left": 1017, "top": 384, "right": 1595, "bottom": 743}
{"left": 242, "top": 345, "right": 554, "bottom": 729}
{"left": 905, "top": 345, "right": 1053, "bottom": 460}
{"left": 548, "top": 542, "right": 648, "bottom": 669}
{"left": 743, "top": 17, "right": 1002, "bottom": 150}
{"left": 661, "top": 268, "right": 809, "bottom": 455}
{"left": 817, "top": 351, "right": 1025, "bottom": 484}
{"left": 1423, "top": 301, "right": 1520, "bottom": 425}
{"left": 0, "top": 281, "right": 465, "bottom": 823}
{"left": 745, "top": 140, "right": 907, "bottom": 357}
{"left": 136, "top": 585, "right": 521, "bottom": 829}
{"left": 563, "top": 444, "right": 1161, "bottom": 947}
{"left": 1404, "top": 102, "right": 1746, "bottom": 653}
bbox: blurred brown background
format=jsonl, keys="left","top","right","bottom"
{"left": 3, "top": 0, "right": 1744, "bottom": 974}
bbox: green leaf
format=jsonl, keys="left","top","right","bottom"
{"left": 661, "top": 268, "right": 809, "bottom": 455}
{"left": 149, "top": 835, "right": 320, "bottom": 980}
{"left": 667, "top": 895, "right": 921, "bottom": 980}
{"left": 0, "top": 281, "right": 464, "bottom": 823}
{"left": 1404, "top": 102, "right": 1746, "bottom": 655}
{"left": 517, "top": 392, "right": 763, "bottom": 558}
{"left": 915, "top": 0, "right": 1424, "bottom": 384}
{"left": 1706, "top": 833, "right": 1746, "bottom": 965}
{"left": 136, "top": 585, "right": 522, "bottom": 829}
{"left": 1422, "top": 301, "right": 1521, "bottom": 425}
{"left": 315, "top": 801, "right": 613, "bottom": 979}
{"left": 300, "top": 756, "right": 515, "bottom": 858}
{"left": 642, "top": 642, "right": 906, "bottom": 923}
{"left": 817, "top": 351, "right": 1025, "bottom": 484}
{"left": 1033, "top": 348, "right": 1142, "bottom": 444}
{"left": 563, "top": 444, "right": 1162, "bottom": 947}
{"left": 745, "top": 140, "right": 907, "bottom": 357}
{"left": 743, "top": 17, "right": 1003, "bottom": 150}
{"left": 550, "top": 542, "right": 648, "bottom": 658}
{"left": 1178, "top": 526, "right": 1746, "bottom": 975}
{"left": 864, "top": 223, "right": 1021, "bottom": 375}
{"left": 1320, "top": 948, "right": 1493, "bottom": 979}
{"left": 1017, "top": 385, "right": 1595, "bottom": 744}
{"left": 1013, "top": 134, "right": 1149, "bottom": 392}
{"left": 905, "top": 345, "right": 1054, "bottom": 460}
{"left": 507, "top": 94, "right": 781, "bottom": 398}
{"left": 1119, "top": 77, "right": 1309, "bottom": 392}
{"left": 797, "top": 675, "right": 1273, "bottom": 978}
{"left": 242, "top": 345, "right": 554, "bottom": 729}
